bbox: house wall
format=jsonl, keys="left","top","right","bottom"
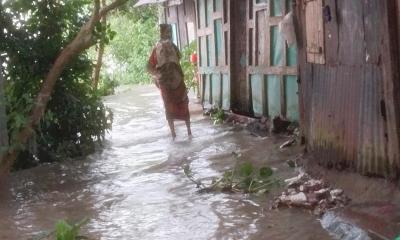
{"left": 246, "top": 0, "right": 298, "bottom": 121}
{"left": 196, "top": 0, "right": 300, "bottom": 120}
{"left": 164, "top": 0, "right": 197, "bottom": 49}
{"left": 296, "top": 0, "right": 400, "bottom": 178}
{"left": 195, "top": 0, "right": 231, "bottom": 110}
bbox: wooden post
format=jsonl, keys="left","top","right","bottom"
{"left": 0, "top": 59, "right": 8, "bottom": 151}
{"left": 383, "top": 0, "right": 400, "bottom": 177}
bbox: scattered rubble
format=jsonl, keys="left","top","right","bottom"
{"left": 273, "top": 171, "right": 351, "bottom": 216}
{"left": 279, "top": 138, "right": 296, "bottom": 149}
{"left": 204, "top": 110, "right": 300, "bottom": 139}
{"left": 245, "top": 118, "right": 269, "bottom": 137}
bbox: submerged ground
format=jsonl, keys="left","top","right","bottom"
{"left": 0, "top": 85, "right": 331, "bottom": 239}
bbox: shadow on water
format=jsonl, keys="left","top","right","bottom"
{"left": 0, "top": 85, "right": 332, "bottom": 239}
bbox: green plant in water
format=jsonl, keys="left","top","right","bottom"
{"left": 185, "top": 152, "right": 280, "bottom": 194}
{"left": 55, "top": 218, "right": 89, "bottom": 240}
{"left": 30, "top": 218, "right": 89, "bottom": 240}
{"left": 216, "top": 160, "right": 277, "bottom": 194}
{"left": 210, "top": 108, "right": 225, "bottom": 125}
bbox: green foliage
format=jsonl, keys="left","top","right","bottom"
{"left": 30, "top": 218, "right": 89, "bottom": 240}
{"left": 97, "top": 75, "right": 119, "bottom": 96}
{"left": 1, "top": 0, "right": 112, "bottom": 169}
{"left": 210, "top": 108, "right": 225, "bottom": 125}
{"left": 55, "top": 219, "right": 88, "bottom": 240}
{"left": 185, "top": 152, "right": 280, "bottom": 194}
{"left": 217, "top": 160, "right": 277, "bottom": 194}
{"left": 56, "top": 220, "right": 79, "bottom": 240}
{"left": 102, "top": 7, "right": 158, "bottom": 85}
{"left": 180, "top": 41, "right": 197, "bottom": 90}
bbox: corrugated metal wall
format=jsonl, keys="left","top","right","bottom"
{"left": 297, "top": 0, "right": 400, "bottom": 178}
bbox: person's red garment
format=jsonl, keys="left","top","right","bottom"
{"left": 149, "top": 48, "right": 190, "bottom": 121}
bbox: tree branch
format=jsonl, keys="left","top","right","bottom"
{"left": 100, "top": 0, "right": 129, "bottom": 18}
{"left": 0, "top": 0, "right": 132, "bottom": 177}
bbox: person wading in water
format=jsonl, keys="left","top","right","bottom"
{"left": 147, "top": 24, "right": 192, "bottom": 140}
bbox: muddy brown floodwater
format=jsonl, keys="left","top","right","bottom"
{"left": 0, "top": 85, "right": 332, "bottom": 240}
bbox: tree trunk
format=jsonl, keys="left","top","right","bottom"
{"left": 0, "top": 59, "right": 8, "bottom": 151}
{"left": 92, "top": 0, "right": 107, "bottom": 90}
{"left": 0, "top": 0, "right": 129, "bottom": 177}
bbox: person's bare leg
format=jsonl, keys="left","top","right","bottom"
{"left": 185, "top": 119, "right": 192, "bottom": 137}
{"left": 168, "top": 119, "right": 176, "bottom": 139}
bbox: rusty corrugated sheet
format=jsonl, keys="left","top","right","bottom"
{"left": 134, "top": 0, "right": 167, "bottom": 7}
{"left": 297, "top": 0, "right": 400, "bottom": 178}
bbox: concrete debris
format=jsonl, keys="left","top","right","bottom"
{"left": 284, "top": 172, "right": 306, "bottom": 187}
{"left": 273, "top": 172, "right": 351, "bottom": 216}
{"left": 246, "top": 119, "right": 269, "bottom": 137}
{"left": 280, "top": 139, "right": 296, "bottom": 149}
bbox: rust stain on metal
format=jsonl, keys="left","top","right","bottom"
{"left": 296, "top": 0, "right": 400, "bottom": 178}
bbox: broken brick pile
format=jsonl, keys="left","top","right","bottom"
{"left": 272, "top": 172, "right": 351, "bottom": 216}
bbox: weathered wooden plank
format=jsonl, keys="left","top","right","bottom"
{"left": 177, "top": 4, "right": 187, "bottom": 47}
{"left": 256, "top": 9, "right": 268, "bottom": 66}
{"left": 198, "top": 66, "right": 229, "bottom": 74}
{"left": 305, "top": 0, "right": 325, "bottom": 64}
{"left": 248, "top": 66, "right": 297, "bottom": 75}
{"left": 269, "top": 16, "right": 284, "bottom": 26}
{"left": 230, "top": 0, "right": 250, "bottom": 113}
{"left": 196, "top": 28, "right": 213, "bottom": 36}
{"left": 212, "top": 12, "right": 222, "bottom": 19}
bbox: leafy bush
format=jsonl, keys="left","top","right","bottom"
{"left": 210, "top": 108, "right": 225, "bottom": 125}
{"left": 1, "top": 0, "right": 112, "bottom": 169}
{"left": 180, "top": 41, "right": 198, "bottom": 90}
{"left": 103, "top": 8, "right": 158, "bottom": 85}
{"left": 97, "top": 75, "right": 119, "bottom": 96}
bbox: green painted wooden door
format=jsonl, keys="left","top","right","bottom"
{"left": 197, "top": 0, "right": 230, "bottom": 110}
{"left": 248, "top": 0, "right": 299, "bottom": 121}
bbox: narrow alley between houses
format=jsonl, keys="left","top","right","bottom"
{"left": 0, "top": 86, "right": 331, "bottom": 240}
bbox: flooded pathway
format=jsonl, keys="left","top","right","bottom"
{"left": 0, "top": 85, "right": 331, "bottom": 239}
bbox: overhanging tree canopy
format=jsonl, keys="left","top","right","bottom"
{"left": 0, "top": 0, "right": 134, "bottom": 176}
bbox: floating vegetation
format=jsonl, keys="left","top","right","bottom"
{"left": 184, "top": 152, "right": 280, "bottom": 194}
{"left": 30, "top": 218, "right": 89, "bottom": 240}
{"left": 206, "top": 108, "right": 226, "bottom": 125}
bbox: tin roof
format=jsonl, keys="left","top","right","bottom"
{"left": 134, "top": 0, "right": 167, "bottom": 7}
